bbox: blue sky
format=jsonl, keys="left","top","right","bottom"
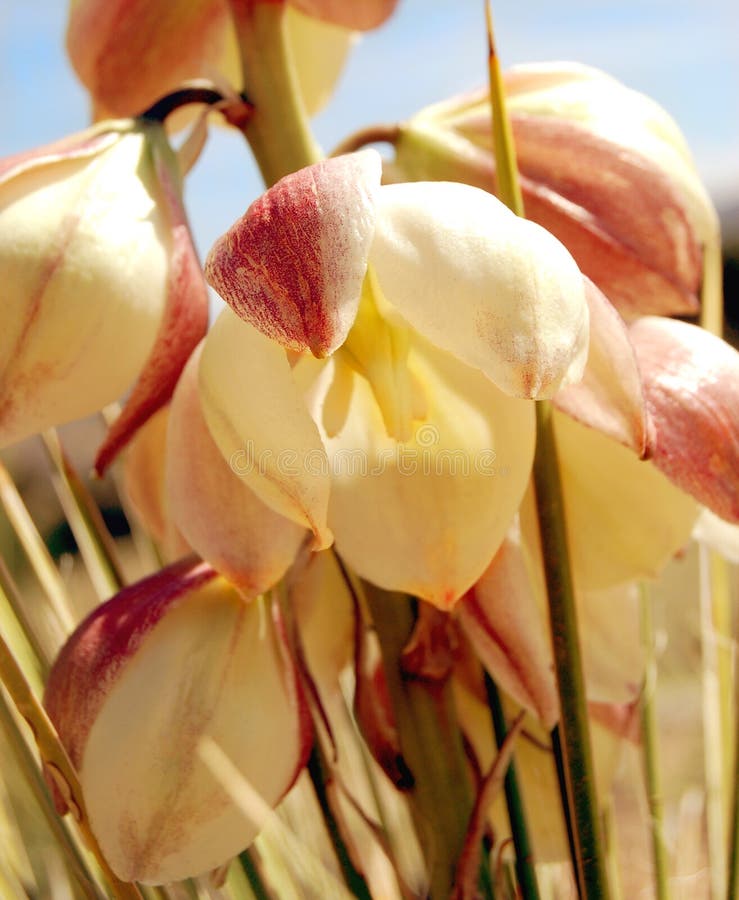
{"left": 2, "top": 0, "right": 738, "bottom": 264}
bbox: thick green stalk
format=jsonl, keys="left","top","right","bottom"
{"left": 484, "top": 6, "right": 610, "bottom": 896}
{"left": 364, "top": 584, "right": 474, "bottom": 898}
{"left": 227, "top": 0, "right": 322, "bottom": 186}
{"left": 533, "top": 403, "right": 611, "bottom": 899}
{"left": 484, "top": 675, "right": 540, "bottom": 900}
{"left": 639, "top": 583, "right": 670, "bottom": 900}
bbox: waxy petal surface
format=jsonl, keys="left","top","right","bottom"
{"left": 457, "top": 533, "right": 559, "bottom": 728}
{"left": 370, "top": 181, "right": 589, "bottom": 399}
{"left": 168, "top": 345, "right": 306, "bottom": 593}
{"left": 0, "top": 129, "right": 168, "bottom": 448}
{"left": 45, "top": 559, "right": 311, "bottom": 884}
{"left": 629, "top": 317, "right": 739, "bottom": 523}
{"left": 206, "top": 151, "right": 382, "bottom": 357}
{"left": 199, "top": 308, "right": 332, "bottom": 545}
{"left": 550, "top": 413, "right": 698, "bottom": 590}
{"left": 554, "top": 279, "right": 650, "bottom": 454}
{"left": 316, "top": 338, "right": 535, "bottom": 609}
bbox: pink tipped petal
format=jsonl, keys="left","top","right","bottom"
{"left": 554, "top": 279, "right": 651, "bottom": 455}
{"left": 292, "top": 0, "right": 398, "bottom": 29}
{"left": 45, "top": 560, "right": 311, "bottom": 884}
{"left": 0, "top": 128, "right": 121, "bottom": 185}
{"left": 67, "top": 0, "right": 233, "bottom": 119}
{"left": 205, "top": 151, "right": 382, "bottom": 357}
{"left": 370, "top": 181, "right": 589, "bottom": 399}
{"left": 319, "top": 338, "right": 535, "bottom": 609}
{"left": 199, "top": 308, "right": 333, "bottom": 546}
{"left": 628, "top": 317, "right": 739, "bottom": 523}
{"left": 510, "top": 115, "right": 701, "bottom": 297}
{"left": 167, "top": 345, "right": 307, "bottom": 593}
{"left": 457, "top": 533, "right": 559, "bottom": 729}
{"left": 521, "top": 179, "right": 700, "bottom": 319}
{"left": 96, "top": 146, "right": 209, "bottom": 473}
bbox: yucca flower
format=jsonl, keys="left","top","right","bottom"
{"left": 66, "top": 0, "right": 399, "bottom": 121}
{"left": 0, "top": 120, "right": 208, "bottom": 471}
{"left": 394, "top": 62, "right": 718, "bottom": 320}
{"left": 202, "top": 149, "right": 591, "bottom": 609}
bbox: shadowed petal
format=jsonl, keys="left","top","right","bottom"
{"left": 199, "top": 308, "right": 332, "bottom": 546}
{"left": 168, "top": 345, "right": 307, "bottom": 593}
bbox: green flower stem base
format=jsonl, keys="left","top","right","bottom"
{"left": 363, "top": 584, "right": 476, "bottom": 899}
{"left": 227, "top": 0, "right": 322, "bottom": 187}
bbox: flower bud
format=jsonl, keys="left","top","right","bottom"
{"left": 44, "top": 558, "right": 311, "bottom": 884}
{"left": 396, "top": 62, "right": 718, "bottom": 320}
{"left": 0, "top": 121, "right": 208, "bottom": 469}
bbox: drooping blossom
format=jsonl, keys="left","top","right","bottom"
{"left": 67, "top": 0, "right": 399, "bottom": 121}
{"left": 394, "top": 62, "right": 718, "bottom": 320}
{"left": 202, "top": 149, "right": 591, "bottom": 608}
{"left": 44, "top": 558, "right": 312, "bottom": 884}
{"left": 0, "top": 120, "right": 208, "bottom": 471}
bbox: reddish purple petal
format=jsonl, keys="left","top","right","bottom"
{"left": 629, "top": 317, "right": 739, "bottom": 522}
{"left": 205, "top": 150, "right": 382, "bottom": 357}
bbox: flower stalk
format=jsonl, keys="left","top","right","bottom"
{"left": 484, "top": 6, "right": 610, "bottom": 895}
{"left": 363, "top": 584, "right": 476, "bottom": 898}
{"left": 227, "top": 0, "right": 322, "bottom": 186}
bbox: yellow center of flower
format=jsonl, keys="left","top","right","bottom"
{"left": 339, "top": 266, "right": 423, "bottom": 442}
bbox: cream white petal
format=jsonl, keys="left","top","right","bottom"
{"left": 319, "top": 337, "right": 535, "bottom": 609}
{"left": 199, "top": 308, "right": 332, "bottom": 546}
{"left": 370, "top": 181, "right": 589, "bottom": 399}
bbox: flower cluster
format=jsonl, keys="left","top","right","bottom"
{"left": 1, "top": 3, "right": 738, "bottom": 891}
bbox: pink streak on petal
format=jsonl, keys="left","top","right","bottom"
{"left": 205, "top": 150, "right": 381, "bottom": 357}
{"left": 0, "top": 130, "right": 119, "bottom": 186}
{"left": 554, "top": 279, "right": 652, "bottom": 456}
{"left": 457, "top": 537, "right": 559, "bottom": 730}
{"left": 521, "top": 178, "right": 700, "bottom": 319}
{"left": 512, "top": 114, "right": 701, "bottom": 300}
{"left": 44, "top": 557, "right": 216, "bottom": 798}
{"left": 629, "top": 317, "right": 739, "bottom": 523}
{"left": 95, "top": 148, "right": 208, "bottom": 474}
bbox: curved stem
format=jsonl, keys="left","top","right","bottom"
{"left": 330, "top": 124, "right": 401, "bottom": 158}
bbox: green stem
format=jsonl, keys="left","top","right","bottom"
{"left": 484, "top": 675, "right": 540, "bottom": 900}
{"left": 363, "top": 584, "right": 474, "bottom": 898}
{"left": 534, "top": 403, "right": 610, "bottom": 899}
{"left": 227, "top": 0, "right": 322, "bottom": 186}
{"left": 307, "top": 743, "right": 373, "bottom": 900}
{"left": 484, "top": 9, "right": 610, "bottom": 895}
{"left": 237, "top": 848, "right": 274, "bottom": 900}
{"left": 639, "top": 583, "right": 670, "bottom": 900}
